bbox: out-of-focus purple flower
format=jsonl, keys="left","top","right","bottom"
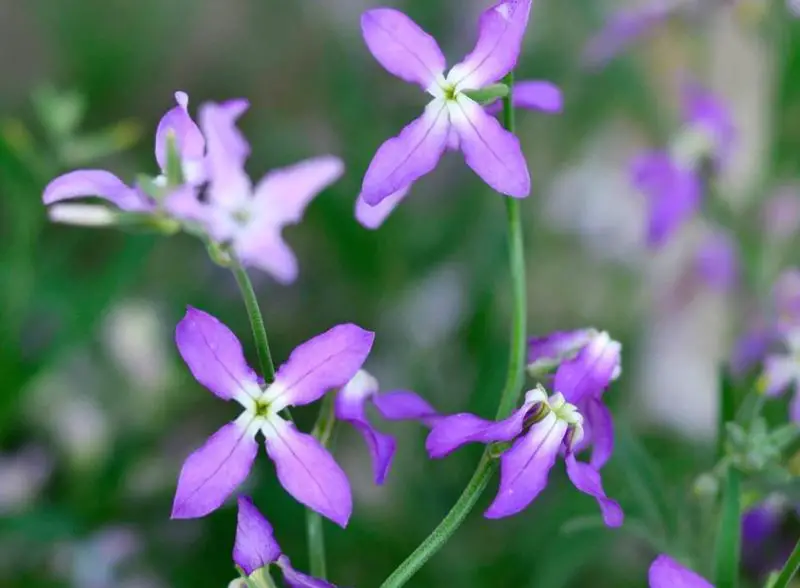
{"left": 358, "top": 1, "right": 534, "bottom": 208}
{"left": 680, "top": 78, "right": 736, "bottom": 169}
{"left": 759, "top": 328, "right": 800, "bottom": 422}
{"left": 234, "top": 497, "right": 335, "bottom": 587}
{"left": 427, "top": 334, "right": 623, "bottom": 523}
{"left": 742, "top": 499, "right": 797, "bottom": 577}
{"left": 694, "top": 229, "right": 739, "bottom": 291}
{"left": 742, "top": 501, "right": 782, "bottom": 549}
{"left": 335, "top": 369, "right": 440, "bottom": 484}
{"left": 763, "top": 186, "right": 800, "bottom": 239}
{"left": 648, "top": 555, "right": 713, "bottom": 588}
{"left": 730, "top": 320, "right": 774, "bottom": 377}
{"left": 774, "top": 268, "right": 800, "bottom": 331}
{"left": 171, "top": 308, "right": 374, "bottom": 525}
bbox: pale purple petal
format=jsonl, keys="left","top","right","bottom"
{"left": 360, "top": 8, "right": 446, "bottom": 90}
{"left": 450, "top": 95, "right": 530, "bottom": 198}
{"left": 155, "top": 91, "right": 205, "bottom": 173}
{"left": 335, "top": 371, "right": 396, "bottom": 485}
{"left": 43, "top": 170, "right": 150, "bottom": 212}
{"left": 585, "top": 399, "right": 614, "bottom": 470}
{"left": 761, "top": 354, "right": 797, "bottom": 397}
{"left": 648, "top": 555, "right": 713, "bottom": 588}
{"left": 484, "top": 414, "right": 568, "bottom": 518}
{"left": 199, "top": 99, "right": 251, "bottom": 193}
{"left": 527, "top": 329, "right": 594, "bottom": 370}
{"left": 485, "top": 80, "right": 564, "bottom": 115}
{"left": 267, "top": 324, "right": 375, "bottom": 410}
{"left": 277, "top": 556, "right": 337, "bottom": 588}
{"left": 171, "top": 418, "right": 258, "bottom": 519}
{"left": 355, "top": 185, "right": 411, "bottom": 230}
{"left": 449, "top": 0, "right": 533, "bottom": 91}
{"left": 730, "top": 322, "right": 773, "bottom": 377}
{"left": 695, "top": 229, "right": 739, "bottom": 291}
{"left": 252, "top": 156, "right": 344, "bottom": 228}
{"left": 234, "top": 233, "right": 299, "bottom": 285}
{"left": 163, "top": 185, "right": 210, "bottom": 226}
{"left": 373, "top": 390, "right": 440, "bottom": 426}
{"left": 555, "top": 331, "right": 621, "bottom": 404}
{"left": 426, "top": 406, "right": 527, "bottom": 459}
{"left": 263, "top": 418, "right": 352, "bottom": 527}
{"left": 175, "top": 307, "right": 260, "bottom": 402}
{"left": 564, "top": 454, "right": 623, "bottom": 527}
{"left": 233, "top": 496, "right": 281, "bottom": 575}
{"left": 360, "top": 100, "right": 450, "bottom": 205}
{"left": 582, "top": 4, "right": 670, "bottom": 69}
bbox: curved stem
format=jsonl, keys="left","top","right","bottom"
{"left": 306, "top": 393, "right": 337, "bottom": 579}
{"left": 379, "top": 72, "right": 528, "bottom": 588}
{"left": 230, "top": 257, "right": 276, "bottom": 382}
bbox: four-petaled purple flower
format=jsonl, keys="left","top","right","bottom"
{"left": 358, "top": 0, "right": 533, "bottom": 212}
{"left": 632, "top": 80, "right": 735, "bottom": 247}
{"left": 170, "top": 307, "right": 374, "bottom": 526}
{"left": 335, "top": 369, "right": 440, "bottom": 484}
{"left": 234, "top": 496, "right": 336, "bottom": 587}
{"left": 426, "top": 329, "right": 623, "bottom": 522}
{"left": 648, "top": 554, "right": 713, "bottom": 588}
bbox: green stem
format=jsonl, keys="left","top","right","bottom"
{"left": 379, "top": 72, "right": 527, "bottom": 588}
{"left": 230, "top": 256, "right": 276, "bottom": 382}
{"left": 306, "top": 393, "right": 337, "bottom": 579}
{"left": 772, "top": 538, "right": 800, "bottom": 588}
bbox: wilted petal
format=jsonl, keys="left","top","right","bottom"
{"left": 564, "top": 454, "right": 623, "bottom": 527}
{"left": 648, "top": 554, "right": 713, "bottom": 588}
{"left": 449, "top": 95, "right": 530, "bottom": 198}
{"left": 761, "top": 354, "right": 797, "bottom": 397}
{"left": 171, "top": 416, "right": 259, "bottom": 519}
{"left": 361, "top": 8, "right": 446, "bottom": 90}
{"left": 484, "top": 413, "right": 568, "bottom": 518}
{"left": 233, "top": 496, "right": 281, "bottom": 575}
{"left": 263, "top": 418, "right": 352, "bottom": 527}
{"left": 449, "top": 0, "right": 533, "bottom": 91}
{"left": 277, "top": 556, "right": 337, "bottom": 588}
{"left": 355, "top": 185, "right": 411, "bottom": 230}
{"left": 373, "top": 390, "right": 440, "bottom": 426}
{"left": 155, "top": 91, "right": 205, "bottom": 174}
{"left": 555, "top": 331, "right": 621, "bottom": 404}
{"left": 426, "top": 405, "right": 527, "bottom": 459}
{"left": 335, "top": 371, "right": 396, "bottom": 485}
{"left": 695, "top": 229, "right": 739, "bottom": 291}
{"left": 43, "top": 170, "right": 149, "bottom": 212}
{"left": 360, "top": 100, "right": 450, "bottom": 205}
{"left": 175, "top": 307, "right": 261, "bottom": 402}
{"left": 266, "top": 324, "right": 375, "bottom": 410}
{"left": 235, "top": 233, "right": 299, "bottom": 285}
{"left": 527, "top": 329, "right": 594, "bottom": 371}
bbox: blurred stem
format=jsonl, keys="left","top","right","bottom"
{"left": 772, "top": 538, "right": 800, "bottom": 588}
{"left": 379, "top": 72, "right": 527, "bottom": 588}
{"left": 306, "top": 393, "right": 337, "bottom": 579}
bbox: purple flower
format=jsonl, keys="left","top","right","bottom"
{"left": 648, "top": 555, "right": 713, "bottom": 588}
{"left": 170, "top": 307, "right": 374, "bottom": 525}
{"left": 694, "top": 229, "right": 739, "bottom": 292}
{"left": 358, "top": 0, "right": 533, "bottom": 209}
{"left": 234, "top": 496, "right": 336, "bottom": 587}
{"left": 774, "top": 268, "right": 800, "bottom": 331}
{"left": 759, "top": 327, "right": 800, "bottom": 422}
{"left": 730, "top": 320, "right": 773, "bottom": 377}
{"left": 335, "top": 370, "right": 440, "bottom": 485}
{"left": 427, "top": 332, "right": 623, "bottom": 523}
{"left": 527, "top": 328, "right": 596, "bottom": 373}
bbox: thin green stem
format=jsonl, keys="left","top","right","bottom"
{"left": 772, "top": 538, "right": 800, "bottom": 588}
{"left": 379, "top": 72, "right": 527, "bottom": 588}
{"left": 230, "top": 256, "right": 276, "bottom": 382}
{"left": 306, "top": 393, "right": 337, "bottom": 579}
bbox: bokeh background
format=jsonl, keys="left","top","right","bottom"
{"left": 1, "top": 0, "right": 799, "bottom": 586}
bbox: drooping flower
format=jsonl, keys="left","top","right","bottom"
{"left": 354, "top": 78, "right": 562, "bottom": 230}
{"left": 358, "top": 0, "right": 533, "bottom": 210}
{"left": 632, "top": 80, "right": 735, "bottom": 247}
{"left": 759, "top": 327, "right": 800, "bottom": 422}
{"left": 170, "top": 307, "right": 373, "bottom": 525}
{"left": 335, "top": 369, "right": 440, "bottom": 484}
{"left": 234, "top": 496, "right": 335, "bottom": 587}
{"left": 427, "top": 333, "right": 623, "bottom": 523}
{"left": 648, "top": 555, "right": 713, "bottom": 588}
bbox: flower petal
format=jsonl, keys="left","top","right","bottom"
{"left": 171, "top": 416, "right": 259, "bottom": 519}
{"left": 585, "top": 399, "right": 614, "bottom": 470}
{"left": 555, "top": 331, "right": 621, "bottom": 404}
{"left": 449, "top": 95, "right": 530, "bottom": 198}
{"left": 175, "top": 307, "right": 261, "bottom": 402}
{"left": 761, "top": 354, "right": 797, "bottom": 397}
{"left": 277, "top": 556, "right": 337, "bottom": 588}
{"left": 373, "top": 390, "right": 440, "bottom": 426}
{"left": 335, "top": 371, "right": 396, "bottom": 485}
{"left": 233, "top": 496, "right": 281, "bottom": 575}
{"left": 355, "top": 185, "right": 411, "bottom": 230}
{"left": 695, "top": 229, "right": 739, "bottom": 291}
{"left": 484, "top": 413, "right": 567, "bottom": 518}
{"left": 487, "top": 80, "right": 564, "bottom": 115}
{"left": 449, "top": 0, "right": 533, "bottom": 91}
{"left": 648, "top": 555, "right": 713, "bottom": 588}
{"left": 155, "top": 91, "right": 205, "bottom": 174}
{"left": 267, "top": 324, "right": 375, "bottom": 410}
{"left": 43, "top": 170, "right": 149, "bottom": 212}
{"left": 360, "top": 100, "right": 450, "bottom": 206}
{"left": 582, "top": 4, "right": 670, "bottom": 70}
{"left": 235, "top": 233, "right": 299, "bottom": 285}
{"left": 681, "top": 78, "right": 735, "bottom": 166}
{"left": 199, "top": 100, "right": 252, "bottom": 205}
{"left": 263, "top": 418, "right": 352, "bottom": 527}
{"left": 564, "top": 454, "right": 623, "bottom": 527}
{"left": 527, "top": 329, "right": 594, "bottom": 371}
{"left": 426, "top": 406, "right": 527, "bottom": 459}
{"left": 361, "top": 8, "right": 446, "bottom": 90}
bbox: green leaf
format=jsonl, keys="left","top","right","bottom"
{"left": 771, "top": 538, "right": 800, "bottom": 588}
{"left": 712, "top": 466, "right": 741, "bottom": 588}
{"left": 718, "top": 366, "right": 738, "bottom": 458}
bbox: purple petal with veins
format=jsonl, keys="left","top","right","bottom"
{"left": 233, "top": 496, "right": 281, "bottom": 575}
{"left": 426, "top": 405, "right": 528, "bottom": 459}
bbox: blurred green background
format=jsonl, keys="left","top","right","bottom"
{"left": 1, "top": 0, "right": 799, "bottom": 586}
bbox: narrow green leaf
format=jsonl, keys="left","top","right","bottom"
{"left": 712, "top": 467, "right": 741, "bottom": 588}
{"left": 771, "top": 538, "right": 800, "bottom": 588}
{"left": 718, "top": 366, "right": 737, "bottom": 459}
